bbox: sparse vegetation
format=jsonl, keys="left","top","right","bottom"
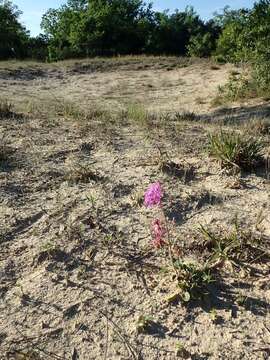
{"left": 200, "top": 222, "right": 269, "bottom": 266}
{"left": 1, "top": 31, "right": 270, "bottom": 359}
{"left": 174, "top": 261, "right": 214, "bottom": 302}
{"left": 126, "top": 103, "right": 151, "bottom": 126}
{"left": 65, "top": 162, "right": 101, "bottom": 184}
{"left": 245, "top": 118, "right": 270, "bottom": 135}
{"left": 174, "top": 111, "right": 199, "bottom": 122}
{"left": 0, "top": 99, "right": 13, "bottom": 118}
{"left": 208, "top": 131, "right": 264, "bottom": 170}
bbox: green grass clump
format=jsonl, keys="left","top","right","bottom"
{"left": 126, "top": 103, "right": 151, "bottom": 125}
{"left": 208, "top": 131, "right": 264, "bottom": 170}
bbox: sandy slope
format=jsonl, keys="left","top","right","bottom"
{"left": 0, "top": 58, "right": 269, "bottom": 359}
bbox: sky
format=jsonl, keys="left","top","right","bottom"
{"left": 14, "top": 0, "right": 255, "bottom": 36}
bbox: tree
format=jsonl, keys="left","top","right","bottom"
{"left": 0, "top": 0, "right": 29, "bottom": 59}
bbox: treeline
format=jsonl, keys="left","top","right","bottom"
{"left": 0, "top": 0, "right": 270, "bottom": 70}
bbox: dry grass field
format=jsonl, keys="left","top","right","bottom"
{"left": 0, "top": 56, "right": 270, "bottom": 359}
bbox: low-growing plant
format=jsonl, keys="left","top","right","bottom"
{"left": 208, "top": 131, "right": 264, "bottom": 170}
{"left": 245, "top": 118, "right": 270, "bottom": 135}
{"left": 126, "top": 103, "right": 151, "bottom": 126}
{"left": 217, "top": 73, "right": 257, "bottom": 103}
{"left": 174, "top": 111, "right": 198, "bottom": 122}
{"left": 0, "top": 141, "right": 14, "bottom": 169}
{"left": 136, "top": 315, "right": 154, "bottom": 334}
{"left": 200, "top": 221, "right": 269, "bottom": 266}
{"left": 143, "top": 182, "right": 213, "bottom": 304}
{"left": 173, "top": 261, "right": 214, "bottom": 302}
{"left": 0, "top": 99, "right": 13, "bottom": 119}
{"left": 65, "top": 162, "right": 101, "bottom": 184}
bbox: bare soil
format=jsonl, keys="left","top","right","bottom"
{"left": 0, "top": 57, "right": 270, "bottom": 359}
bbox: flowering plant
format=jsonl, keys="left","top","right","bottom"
{"left": 144, "top": 182, "right": 163, "bottom": 208}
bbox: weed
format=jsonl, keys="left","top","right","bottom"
{"left": 126, "top": 103, "right": 151, "bottom": 126}
{"left": 174, "top": 260, "right": 214, "bottom": 302}
{"left": 245, "top": 118, "right": 270, "bottom": 135}
{"left": 55, "top": 101, "right": 85, "bottom": 121}
{"left": 55, "top": 101, "right": 109, "bottom": 123}
{"left": 0, "top": 140, "right": 14, "bottom": 169}
{"left": 175, "top": 342, "right": 190, "bottom": 358}
{"left": 136, "top": 315, "right": 154, "bottom": 334}
{"left": 200, "top": 222, "right": 269, "bottom": 266}
{"left": 0, "top": 99, "right": 14, "bottom": 119}
{"left": 174, "top": 111, "right": 198, "bottom": 122}
{"left": 208, "top": 131, "right": 264, "bottom": 170}
{"left": 65, "top": 163, "right": 101, "bottom": 184}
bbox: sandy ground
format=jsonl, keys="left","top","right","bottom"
{"left": 0, "top": 57, "right": 270, "bottom": 359}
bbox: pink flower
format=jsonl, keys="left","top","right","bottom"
{"left": 151, "top": 219, "right": 166, "bottom": 248}
{"left": 144, "top": 182, "right": 163, "bottom": 208}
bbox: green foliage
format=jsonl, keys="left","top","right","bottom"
{"left": 214, "top": 1, "right": 270, "bottom": 97}
{"left": 208, "top": 131, "right": 264, "bottom": 170}
{"left": 27, "top": 34, "right": 48, "bottom": 60}
{"left": 215, "top": 8, "right": 250, "bottom": 62}
{"left": 217, "top": 73, "right": 257, "bottom": 102}
{"left": 0, "top": 0, "right": 269, "bottom": 76}
{"left": 174, "top": 261, "right": 214, "bottom": 302}
{"left": 0, "top": 0, "right": 29, "bottom": 59}
{"left": 40, "top": 2, "right": 219, "bottom": 60}
{"left": 189, "top": 12, "right": 221, "bottom": 56}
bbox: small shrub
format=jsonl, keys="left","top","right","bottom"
{"left": 208, "top": 131, "right": 264, "bottom": 170}
{"left": 217, "top": 73, "right": 257, "bottom": 102}
{"left": 213, "top": 55, "right": 227, "bottom": 64}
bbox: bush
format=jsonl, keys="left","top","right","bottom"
{"left": 208, "top": 131, "right": 264, "bottom": 170}
{"left": 188, "top": 33, "right": 216, "bottom": 57}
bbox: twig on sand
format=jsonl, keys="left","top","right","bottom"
{"left": 100, "top": 311, "right": 140, "bottom": 360}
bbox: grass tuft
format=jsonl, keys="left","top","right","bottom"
{"left": 245, "top": 118, "right": 270, "bottom": 136}
{"left": 208, "top": 131, "right": 264, "bottom": 170}
{"left": 0, "top": 99, "right": 14, "bottom": 119}
{"left": 174, "top": 111, "right": 198, "bottom": 122}
{"left": 126, "top": 103, "right": 151, "bottom": 126}
{"left": 65, "top": 162, "right": 102, "bottom": 184}
{"left": 200, "top": 222, "right": 270, "bottom": 266}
